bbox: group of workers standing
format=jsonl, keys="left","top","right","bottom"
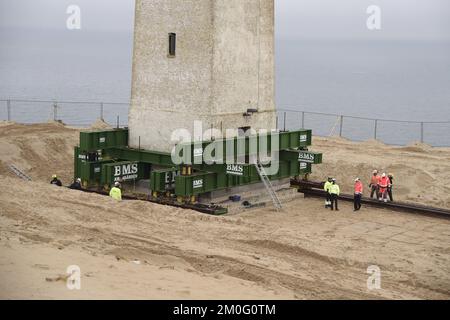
{"left": 370, "top": 170, "right": 394, "bottom": 202}
{"left": 50, "top": 174, "right": 122, "bottom": 201}
{"left": 324, "top": 170, "right": 394, "bottom": 212}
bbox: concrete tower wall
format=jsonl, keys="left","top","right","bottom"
{"left": 129, "top": 0, "right": 276, "bottom": 153}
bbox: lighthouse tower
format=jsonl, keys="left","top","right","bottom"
{"left": 128, "top": 0, "right": 276, "bottom": 152}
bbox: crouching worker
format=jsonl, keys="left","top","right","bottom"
{"left": 324, "top": 177, "right": 333, "bottom": 208}
{"left": 69, "top": 178, "right": 82, "bottom": 190}
{"left": 109, "top": 181, "right": 122, "bottom": 201}
{"left": 354, "top": 178, "right": 363, "bottom": 211}
{"left": 50, "top": 174, "right": 62, "bottom": 187}
{"left": 329, "top": 179, "right": 340, "bottom": 211}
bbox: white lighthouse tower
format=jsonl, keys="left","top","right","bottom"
{"left": 128, "top": 0, "right": 276, "bottom": 152}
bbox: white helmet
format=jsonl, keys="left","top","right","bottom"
{"left": 382, "top": 173, "right": 386, "bottom": 177}
{"left": 114, "top": 181, "right": 120, "bottom": 187}
{"left": 76, "top": 178, "right": 81, "bottom": 183}
{"left": 355, "top": 177, "right": 360, "bottom": 182}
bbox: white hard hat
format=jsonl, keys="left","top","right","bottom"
{"left": 114, "top": 181, "right": 120, "bottom": 187}
{"left": 373, "top": 170, "right": 378, "bottom": 174}
{"left": 76, "top": 178, "right": 81, "bottom": 183}
{"left": 355, "top": 177, "right": 360, "bottom": 182}
{"left": 382, "top": 173, "right": 386, "bottom": 177}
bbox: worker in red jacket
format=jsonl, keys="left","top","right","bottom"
{"left": 354, "top": 178, "right": 363, "bottom": 211}
{"left": 378, "top": 173, "right": 391, "bottom": 202}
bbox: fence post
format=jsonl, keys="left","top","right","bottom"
{"left": 301, "top": 111, "right": 305, "bottom": 128}
{"left": 100, "top": 103, "right": 104, "bottom": 121}
{"left": 339, "top": 115, "right": 344, "bottom": 137}
{"left": 53, "top": 102, "right": 58, "bottom": 121}
{"left": 283, "top": 112, "right": 286, "bottom": 131}
{"left": 7, "top": 99, "right": 11, "bottom": 121}
{"left": 374, "top": 119, "right": 378, "bottom": 140}
{"left": 420, "top": 122, "right": 424, "bottom": 143}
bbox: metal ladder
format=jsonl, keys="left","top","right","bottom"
{"left": 253, "top": 161, "right": 282, "bottom": 211}
{"left": 8, "top": 164, "right": 32, "bottom": 181}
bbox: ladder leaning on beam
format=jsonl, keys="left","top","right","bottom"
{"left": 8, "top": 164, "right": 32, "bottom": 181}
{"left": 253, "top": 161, "right": 282, "bottom": 211}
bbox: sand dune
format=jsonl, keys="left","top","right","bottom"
{"left": 0, "top": 122, "right": 449, "bottom": 299}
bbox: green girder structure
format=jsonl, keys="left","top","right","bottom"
{"left": 74, "top": 128, "right": 322, "bottom": 198}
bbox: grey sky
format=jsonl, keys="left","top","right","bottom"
{"left": 277, "top": 0, "right": 450, "bottom": 41}
{"left": 1, "top": 0, "right": 449, "bottom": 40}
{"left": 0, "top": 0, "right": 135, "bottom": 32}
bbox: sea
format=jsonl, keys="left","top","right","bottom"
{"left": 1, "top": 28, "right": 449, "bottom": 146}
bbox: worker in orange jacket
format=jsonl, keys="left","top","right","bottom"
{"left": 354, "top": 178, "right": 363, "bottom": 211}
{"left": 378, "top": 173, "right": 391, "bottom": 202}
{"left": 369, "top": 170, "right": 380, "bottom": 199}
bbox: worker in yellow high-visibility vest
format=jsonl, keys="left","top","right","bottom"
{"left": 329, "top": 178, "right": 340, "bottom": 211}
{"left": 109, "top": 181, "right": 122, "bottom": 201}
{"left": 323, "top": 177, "right": 333, "bottom": 208}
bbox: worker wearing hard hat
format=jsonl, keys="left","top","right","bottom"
{"left": 69, "top": 178, "right": 83, "bottom": 190}
{"left": 323, "top": 177, "right": 333, "bottom": 208}
{"left": 354, "top": 178, "right": 363, "bottom": 211}
{"left": 369, "top": 170, "right": 380, "bottom": 199}
{"left": 329, "top": 178, "right": 340, "bottom": 211}
{"left": 109, "top": 181, "right": 122, "bottom": 201}
{"left": 378, "top": 173, "right": 391, "bottom": 202}
{"left": 50, "top": 174, "right": 62, "bottom": 187}
{"left": 387, "top": 173, "right": 394, "bottom": 202}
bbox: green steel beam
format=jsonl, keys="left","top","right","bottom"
{"left": 104, "top": 147, "right": 174, "bottom": 166}
{"left": 176, "top": 129, "right": 313, "bottom": 164}
{"left": 79, "top": 128, "right": 128, "bottom": 152}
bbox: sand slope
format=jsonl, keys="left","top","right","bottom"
{"left": 0, "top": 122, "right": 449, "bottom": 299}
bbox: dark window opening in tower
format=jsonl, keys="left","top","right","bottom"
{"left": 168, "top": 33, "right": 176, "bottom": 57}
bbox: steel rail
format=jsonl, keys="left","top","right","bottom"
{"left": 74, "top": 187, "right": 227, "bottom": 215}
{"left": 291, "top": 179, "right": 450, "bottom": 220}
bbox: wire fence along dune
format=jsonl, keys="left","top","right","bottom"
{"left": 0, "top": 98, "right": 129, "bottom": 128}
{"left": 277, "top": 108, "right": 450, "bottom": 147}
{"left": 1, "top": 98, "right": 449, "bottom": 147}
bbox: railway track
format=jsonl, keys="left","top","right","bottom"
{"left": 291, "top": 179, "right": 450, "bottom": 220}
{"left": 77, "top": 187, "right": 227, "bottom": 215}
{"left": 75, "top": 181, "right": 449, "bottom": 218}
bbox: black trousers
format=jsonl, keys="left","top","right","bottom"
{"left": 370, "top": 185, "right": 379, "bottom": 198}
{"left": 326, "top": 193, "right": 331, "bottom": 205}
{"left": 330, "top": 194, "right": 338, "bottom": 210}
{"left": 388, "top": 187, "right": 393, "bottom": 202}
{"left": 354, "top": 194, "right": 362, "bottom": 210}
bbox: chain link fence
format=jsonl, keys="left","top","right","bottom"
{"left": 0, "top": 99, "right": 129, "bottom": 127}
{"left": 1, "top": 99, "right": 449, "bottom": 147}
{"left": 277, "top": 109, "right": 450, "bottom": 147}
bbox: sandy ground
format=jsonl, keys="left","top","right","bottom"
{"left": 0, "top": 121, "right": 449, "bottom": 299}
